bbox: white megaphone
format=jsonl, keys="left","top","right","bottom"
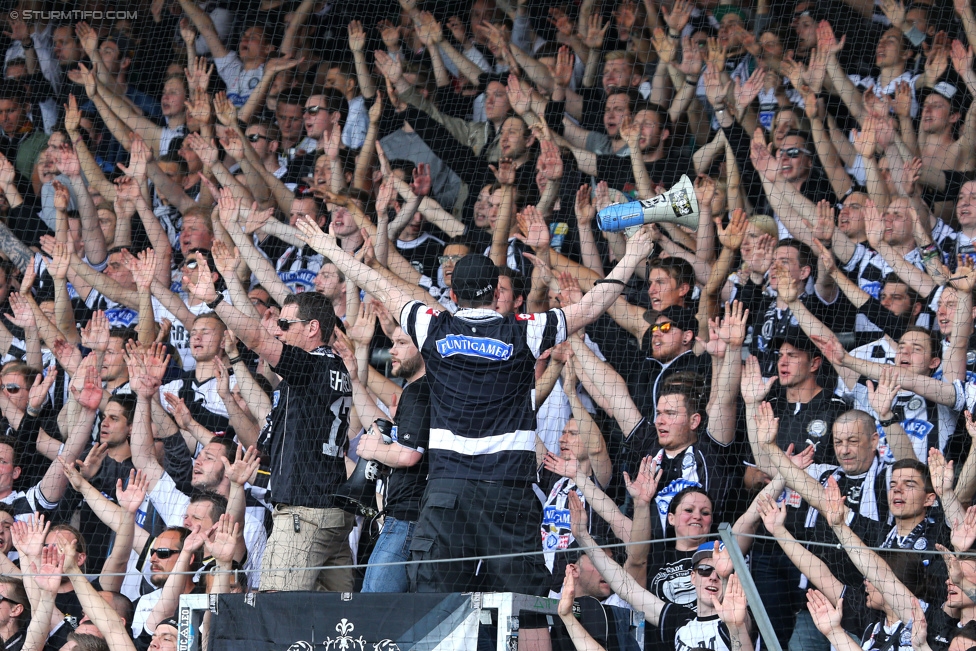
{"left": 596, "top": 175, "right": 700, "bottom": 233}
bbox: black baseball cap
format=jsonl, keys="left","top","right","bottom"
{"left": 646, "top": 305, "right": 698, "bottom": 333}
{"left": 451, "top": 254, "right": 498, "bottom": 301}
{"left": 770, "top": 331, "right": 820, "bottom": 357}
{"left": 157, "top": 617, "right": 179, "bottom": 632}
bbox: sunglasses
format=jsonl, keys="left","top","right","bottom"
{"left": 277, "top": 318, "right": 309, "bottom": 331}
{"left": 150, "top": 547, "right": 181, "bottom": 559}
{"left": 246, "top": 133, "right": 268, "bottom": 143}
{"left": 649, "top": 322, "right": 674, "bottom": 334}
{"left": 304, "top": 105, "right": 326, "bottom": 115}
{"left": 780, "top": 147, "right": 812, "bottom": 158}
{"left": 438, "top": 255, "right": 465, "bottom": 264}
{"left": 1, "top": 385, "right": 21, "bottom": 395}
{"left": 694, "top": 565, "right": 716, "bottom": 577}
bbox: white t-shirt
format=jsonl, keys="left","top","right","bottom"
{"left": 214, "top": 52, "right": 264, "bottom": 107}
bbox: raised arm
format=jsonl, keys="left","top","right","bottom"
{"left": 36, "top": 366, "right": 99, "bottom": 504}
{"left": 828, "top": 481, "right": 916, "bottom": 623}
{"left": 68, "top": 251, "right": 140, "bottom": 309}
{"left": 819, "top": 23, "right": 864, "bottom": 120}
{"left": 126, "top": 347, "right": 170, "bottom": 490}
{"left": 569, "top": 334, "right": 643, "bottom": 437}
{"left": 64, "top": 95, "right": 116, "bottom": 203}
{"left": 561, "top": 227, "right": 653, "bottom": 334}
{"left": 219, "top": 197, "right": 293, "bottom": 306}
{"left": 813, "top": 331, "right": 961, "bottom": 408}
{"left": 623, "top": 457, "right": 662, "bottom": 585}
{"left": 747, "top": 393, "right": 831, "bottom": 515}
{"left": 868, "top": 366, "right": 918, "bottom": 461}
{"left": 61, "top": 537, "right": 137, "bottom": 651}
{"left": 564, "top": 356, "right": 611, "bottom": 486}
{"left": 755, "top": 494, "right": 846, "bottom": 605}
{"left": 293, "top": 217, "right": 414, "bottom": 318}
{"left": 558, "top": 568, "right": 608, "bottom": 651}
{"left": 707, "top": 301, "right": 747, "bottom": 445}
{"left": 58, "top": 146, "right": 107, "bottom": 266}
{"left": 99, "top": 469, "right": 149, "bottom": 593}
{"left": 177, "top": 0, "right": 229, "bottom": 58}
{"left": 21, "top": 547, "right": 62, "bottom": 651}
{"left": 568, "top": 491, "right": 667, "bottom": 625}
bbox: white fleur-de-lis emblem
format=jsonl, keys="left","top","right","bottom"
{"left": 324, "top": 618, "right": 366, "bottom": 651}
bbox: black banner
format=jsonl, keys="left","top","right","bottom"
{"left": 207, "top": 593, "right": 477, "bottom": 651}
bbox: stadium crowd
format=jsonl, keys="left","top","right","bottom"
{"left": 4, "top": 0, "right": 976, "bottom": 650}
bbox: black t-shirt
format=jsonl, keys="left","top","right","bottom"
{"left": 647, "top": 547, "right": 697, "bottom": 612}
{"left": 737, "top": 282, "right": 850, "bottom": 378}
{"left": 751, "top": 385, "right": 848, "bottom": 467}
{"left": 383, "top": 376, "right": 431, "bottom": 522}
{"left": 629, "top": 345, "right": 712, "bottom": 427}
{"left": 43, "top": 588, "right": 90, "bottom": 651}
{"left": 593, "top": 152, "right": 693, "bottom": 196}
{"left": 926, "top": 606, "right": 961, "bottom": 651}
{"left": 3, "top": 630, "right": 24, "bottom": 651}
{"left": 396, "top": 233, "right": 445, "bottom": 282}
{"left": 879, "top": 514, "right": 951, "bottom": 604}
{"left": 401, "top": 302, "right": 565, "bottom": 481}
{"left": 260, "top": 344, "right": 352, "bottom": 507}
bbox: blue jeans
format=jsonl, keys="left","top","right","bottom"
{"left": 362, "top": 517, "right": 415, "bottom": 593}
{"left": 789, "top": 609, "right": 830, "bottom": 651}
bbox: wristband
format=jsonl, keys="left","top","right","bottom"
{"left": 228, "top": 355, "right": 242, "bottom": 365}
{"left": 921, "top": 242, "right": 940, "bottom": 262}
{"left": 206, "top": 293, "right": 224, "bottom": 310}
{"left": 685, "top": 76, "right": 699, "bottom": 86}
{"left": 593, "top": 279, "right": 626, "bottom": 286}
{"left": 878, "top": 416, "right": 900, "bottom": 428}
{"left": 26, "top": 406, "right": 40, "bottom": 418}
{"left": 668, "top": 29, "right": 681, "bottom": 38}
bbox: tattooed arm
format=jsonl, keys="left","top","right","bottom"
{"left": 0, "top": 222, "right": 35, "bottom": 272}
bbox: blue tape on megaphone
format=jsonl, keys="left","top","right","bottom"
{"left": 596, "top": 201, "right": 648, "bottom": 232}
